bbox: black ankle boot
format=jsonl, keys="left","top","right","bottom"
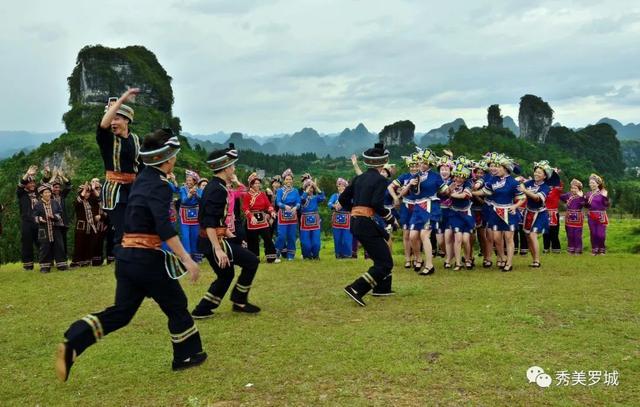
{"left": 172, "top": 352, "right": 208, "bottom": 371}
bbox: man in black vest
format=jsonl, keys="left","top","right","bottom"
{"left": 17, "top": 165, "right": 40, "bottom": 270}
{"left": 192, "top": 145, "right": 261, "bottom": 318}
{"left": 340, "top": 143, "right": 398, "bottom": 306}
{"left": 97, "top": 89, "right": 143, "bottom": 247}
{"left": 56, "top": 129, "right": 206, "bottom": 382}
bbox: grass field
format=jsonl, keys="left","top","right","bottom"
{"left": 1, "top": 220, "right": 639, "bottom": 406}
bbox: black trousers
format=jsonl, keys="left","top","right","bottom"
{"left": 64, "top": 254, "right": 203, "bottom": 361}
{"left": 106, "top": 227, "right": 115, "bottom": 261}
{"left": 61, "top": 227, "right": 69, "bottom": 258}
{"left": 21, "top": 221, "right": 39, "bottom": 268}
{"left": 108, "top": 203, "right": 126, "bottom": 247}
{"left": 349, "top": 218, "right": 394, "bottom": 296}
{"left": 246, "top": 227, "right": 276, "bottom": 263}
{"left": 543, "top": 225, "right": 561, "bottom": 252}
{"left": 73, "top": 230, "right": 94, "bottom": 266}
{"left": 91, "top": 230, "right": 106, "bottom": 266}
{"left": 195, "top": 237, "right": 259, "bottom": 310}
{"left": 38, "top": 228, "right": 67, "bottom": 269}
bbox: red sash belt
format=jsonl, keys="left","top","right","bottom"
{"left": 588, "top": 210, "right": 608, "bottom": 225}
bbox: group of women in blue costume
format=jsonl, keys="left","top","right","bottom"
{"left": 379, "top": 147, "right": 562, "bottom": 274}
{"left": 399, "top": 148, "right": 448, "bottom": 275}
{"left": 270, "top": 169, "right": 328, "bottom": 261}
{"left": 388, "top": 155, "right": 420, "bottom": 268}
{"left": 162, "top": 170, "right": 208, "bottom": 262}
{"left": 471, "top": 154, "right": 560, "bottom": 271}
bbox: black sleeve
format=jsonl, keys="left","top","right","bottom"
{"left": 33, "top": 203, "right": 44, "bottom": 223}
{"left": 96, "top": 124, "right": 111, "bottom": 150}
{"left": 52, "top": 201, "right": 63, "bottom": 222}
{"left": 200, "top": 186, "right": 227, "bottom": 229}
{"left": 373, "top": 177, "right": 393, "bottom": 222}
{"left": 338, "top": 177, "right": 356, "bottom": 211}
{"left": 149, "top": 183, "right": 178, "bottom": 241}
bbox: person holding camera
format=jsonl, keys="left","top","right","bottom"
{"left": 97, "top": 88, "right": 143, "bottom": 247}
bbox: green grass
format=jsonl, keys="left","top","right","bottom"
{"left": 1, "top": 222, "right": 639, "bottom": 406}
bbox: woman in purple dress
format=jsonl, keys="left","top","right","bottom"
{"left": 584, "top": 174, "right": 609, "bottom": 255}
{"left": 560, "top": 179, "right": 586, "bottom": 255}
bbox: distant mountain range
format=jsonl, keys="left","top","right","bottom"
{"left": 0, "top": 131, "right": 63, "bottom": 159}
{"left": 2, "top": 116, "right": 638, "bottom": 159}
{"left": 595, "top": 118, "right": 640, "bottom": 141}
{"left": 187, "top": 123, "right": 377, "bottom": 157}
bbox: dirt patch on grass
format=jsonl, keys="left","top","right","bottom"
{"left": 424, "top": 352, "right": 441, "bottom": 364}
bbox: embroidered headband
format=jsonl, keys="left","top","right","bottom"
{"left": 140, "top": 134, "right": 181, "bottom": 166}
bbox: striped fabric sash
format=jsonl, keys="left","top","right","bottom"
{"left": 160, "top": 249, "right": 188, "bottom": 280}
{"left": 101, "top": 181, "right": 120, "bottom": 211}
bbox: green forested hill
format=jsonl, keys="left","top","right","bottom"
{"left": 0, "top": 130, "right": 213, "bottom": 264}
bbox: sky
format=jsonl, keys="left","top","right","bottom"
{"left": 0, "top": 0, "right": 639, "bottom": 136}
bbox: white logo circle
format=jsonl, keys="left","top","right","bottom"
{"left": 527, "top": 366, "right": 545, "bottom": 383}
{"left": 536, "top": 373, "right": 552, "bottom": 388}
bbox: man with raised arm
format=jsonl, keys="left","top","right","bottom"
{"left": 97, "top": 88, "right": 143, "bottom": 247}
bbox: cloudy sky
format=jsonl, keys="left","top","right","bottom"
{"left": 1, "top": 0, "right": 639, "bottom": 135}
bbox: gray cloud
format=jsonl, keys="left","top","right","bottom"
{"left": 175, "top": 0, "right": 268, "bottom": 15}
{"left": 0, "top": 0, "right": 639, "bottom": 135}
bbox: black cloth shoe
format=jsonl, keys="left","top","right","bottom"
{"left": 371, "top": 290, "right": 396, "bottom": 297}
{"left": 55, "top": 342, "right": 75, "bottom": 382}
{"left": 344, "top": 285, "right": 366, "bottom": 307}
{"left": 418, "top": 266, "right": 436, "bottom": 276}
{"left": 191, "top": 307, "right": 215, "bottom": 320}
{"left": 232, "top": 303, "right": 261, "bottom": 313}
{"left": 172, "top": 352, "right": 208, "bottom": 371}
